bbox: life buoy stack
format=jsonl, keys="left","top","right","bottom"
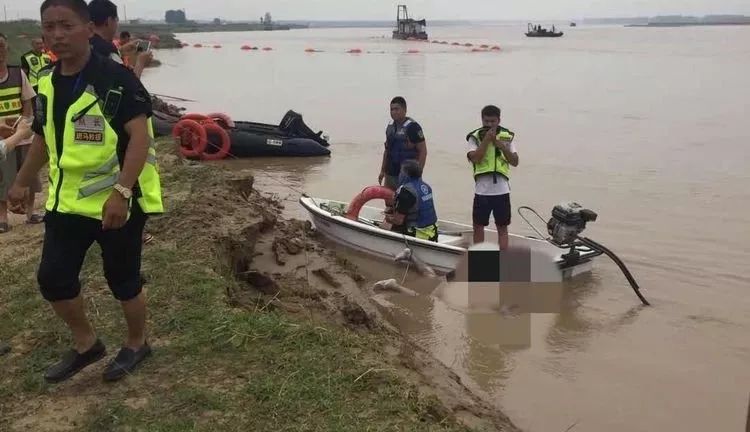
{"left": 172, "top": 113, "right": 233, "bottom": 160}
{"left": 345, "top": 186, "right": 395, "bottom": 221}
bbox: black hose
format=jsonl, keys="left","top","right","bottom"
{"left": 577, "top": 236, "right": 650, "bottom": 306}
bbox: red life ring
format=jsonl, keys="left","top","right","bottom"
{"left": 345, "top": 186, "right": 395, "bottom": 221}
{"left": 180, "top": 113, "right": 211, "bottom": 123}
{"left": 173, "top": 119, "right": 207, "bottom": 159}
{"left": 201, "top": 122, "right": 231, "bottom": 161}
{"left": 206, "top": 112, "right": 235, "bottom": 129}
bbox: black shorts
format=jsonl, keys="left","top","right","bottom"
{"left": 473, "top": 193, "right": 511, "bottom": 227}
{"left": 37, "top": 203, "right": 148, "bottom": 302}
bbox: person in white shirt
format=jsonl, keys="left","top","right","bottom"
{"left": 465, "top": 105, "right": 519, "bottom": 250}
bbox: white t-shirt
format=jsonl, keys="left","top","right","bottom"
{"left": 466, "top": 135, "right": 517, "bottom": 196}
{"left": 0, "top": 68, "right": 36, "bottom": 146}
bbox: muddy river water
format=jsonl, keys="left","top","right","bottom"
{"left": 143, "top": 24, "right": 750, "bottom": 431}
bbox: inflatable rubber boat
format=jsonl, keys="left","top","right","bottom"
{"left": 158, "top": 110, "right": 331, "bottom": 159}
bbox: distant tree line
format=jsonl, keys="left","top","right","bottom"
{"left": 165, "top": 9, "right": 187, "bottom": 24}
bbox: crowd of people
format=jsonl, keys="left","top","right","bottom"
{"left": 0, "top": 0, "right": 521, "bottom": 384}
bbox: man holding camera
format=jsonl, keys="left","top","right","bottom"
{"left": 466, "top": 105, "right": 519, "bottom": 250}
{"left": 89, "top": 0, "right": 152, "bottom": 78}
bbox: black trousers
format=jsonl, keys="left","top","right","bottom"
{"left": 37, "top": 202, "right": 148, "bottom": 302}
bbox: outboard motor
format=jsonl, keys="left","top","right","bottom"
{"left": 278, "top": 110, "right": 330, "bottom": 147}
{"left": 547, "top": 202, "right": 598, "bottom": 247}
{"left": 519, "top": 202, "right": 651, "bottom": 306}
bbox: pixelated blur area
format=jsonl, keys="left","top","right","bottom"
{"left": 440, "top": 242, "right": 566, "bottom": 348}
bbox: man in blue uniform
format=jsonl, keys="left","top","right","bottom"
{"left": 378, "top": 97, "right": 427, "bottom": 191}
{"left": 386, "top": 160, "right": 439, "bottom": 242}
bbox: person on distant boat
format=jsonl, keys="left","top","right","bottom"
{"left": 466, "top": 105, "right": 519, "bottom": 250}
{"left": 378, "top": 96, "right": 428, "bottom": 191}
{"left": 385, "top": 159, "right": 439, "bottom": 242}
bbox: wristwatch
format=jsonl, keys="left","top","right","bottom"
{"left": 113, "top": 184, "right": 132, "bottom": 200}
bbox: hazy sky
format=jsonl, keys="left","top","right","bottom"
{"left": 4, "top": 0, "right": 749, "bottom": 21}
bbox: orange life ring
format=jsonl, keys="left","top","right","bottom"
{"left": 173, "top": 119, "right": 207, "bottom": 159}
{"left": 201, "top": 122, "right": 231, "bottom": 161}
{"left": 345, "top": 186, "right": 395, "bottom": 221}
{"left": 206, "top": 112, "right": 235, "bottom": 129}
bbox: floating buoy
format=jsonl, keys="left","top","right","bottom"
{"left": 464, "top": 43, "right": 473, "bottom": 47}
{"left": 193, "top": 43, "right": 203, "bottom": 48}
{"left": 431, "top": 40, "right": 440, "bottom": 43}
{"left": 181, "top": 43, "right": 189, "bottom": 47}
{"left": 407, "top": 49, "right": 420, "bottom": 54}
{"left": 347, "top": 48, "right": 362, "bottom": 54}
{"left": 241, "top": 45, "right": 252, "bottom": 50}
{"left": 304, "top": 48, "right": 316, "bottom": 52}
{"left": 262, "top": 47, "right": 272, "bottom": 51}
{"left": 480, "top": 44, "right": 489, "bottom": 48}
{"left": 213, "top": 45, "right": 222, "bottom": 49}
{"left": 490, "top": 45, "right": 501, "bottom": 51}
{"left": 440, "top": 41, "right": 448, "bottom": 45}
{"left": 251, "top": 46, "right": 258, "bottom": 50}
{"left": 451, "top": 42, "right": 460, "bottom": 46}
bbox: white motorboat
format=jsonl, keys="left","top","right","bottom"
{"left": 299, "top": 195, "right": 603, "bottom": 280}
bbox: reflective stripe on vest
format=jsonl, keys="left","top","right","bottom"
{"left": 398, "top": 178, "right": 438, "bottom": 229}
{"left": 386, "top": 117, "right": 419, "bottom": 175}
{"left": 467, "top": 128, "right": 513, "bottom": 181}
{"left": 37, "top": 67, "right": 164, "bottom": 220}
{"left": 23, "top": 52, "right": 52, "bottom": 87}
{"left": 0, "top": 67, "right": 23, "bottom": 117}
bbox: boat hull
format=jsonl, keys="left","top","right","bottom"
{"left": 525, "top": 32, "right": 564, "bottom": 37}
{"left": 300, "top": 197, "right": 599, "bottom": 280}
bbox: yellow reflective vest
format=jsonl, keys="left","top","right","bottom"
{"left": 36, "top": 66, "right": 163, "bottom": 221}
{"left": 22, "top": 51, "right": 52, "bottom": 87}
{"left": 0, "top": 66, "right": 24, "bottom": 118}
{"left": 466, "top": 127, "right": 515, "bottom": 180}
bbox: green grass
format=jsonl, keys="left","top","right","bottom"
{"left": 0, "top": 141, "right": 481, "bottom": 432}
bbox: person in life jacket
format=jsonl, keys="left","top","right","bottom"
{"left": 9, "top": 0, "right": 163, "bottom": 384}
{"left": 386, "top": 159, "right": 439, "bottom": 242}
{"left": 378, "top": 96, "right": 428, "bottom": 191}
{"left": 466, "top": 105, "right": 519, "bottom": 250}
{"left": 20, "top": 37, "right": 53, "bottom": 92}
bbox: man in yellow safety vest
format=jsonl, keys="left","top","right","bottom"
{"left": 466, "top": 105, "right": 519, "bottom": 250}
{"left": 9, "top": 0, "right": 163, "bottom": 384}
